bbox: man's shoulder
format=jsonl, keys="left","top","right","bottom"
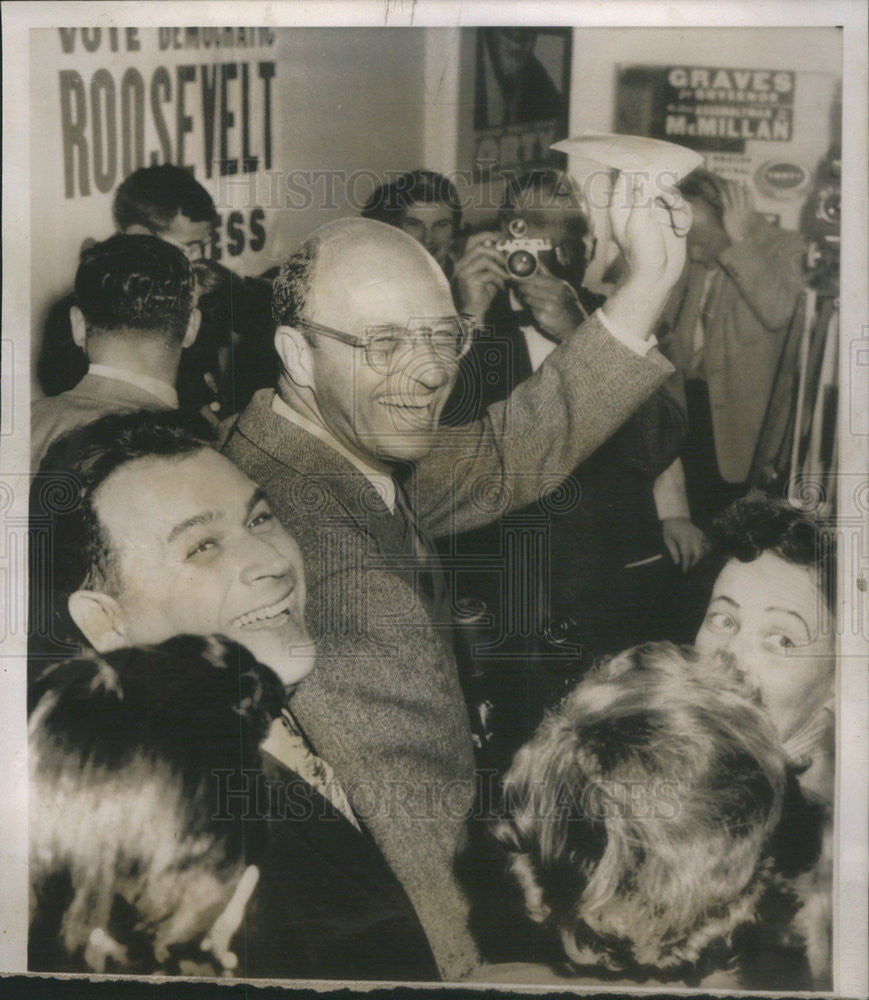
{"left": 32, "top": 377, "right": 144, "bottom": 420}
{"left": 222, "top": 392, "right": 390, "bottom": 547}
{"left": 744, "top": 216, "right": 805, "bottom": 253}
{"left": 221, "top": 390, "right": 342, "bottom": 479}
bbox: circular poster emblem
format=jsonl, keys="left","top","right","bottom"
{"left": 755, "top": 160, "right": 810, "bottom": 198}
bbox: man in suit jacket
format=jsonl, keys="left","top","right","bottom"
{"left": 38, "top": 164, "right": 274, "bottom": 420}
{"left": 658, "top": 171, "right": 806, "bottom": 524}
{"left": 30, "top": 411, "right": 438, "bottom": 981}
{"left": 220, "top": 184, "right": 689, "bottom": 979}
{"left": 31, "top": 235, "right": 200, "bottom": 471}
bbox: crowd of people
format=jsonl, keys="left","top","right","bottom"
{"left": 27, "top": 155, "right": 833, "bottom": 989}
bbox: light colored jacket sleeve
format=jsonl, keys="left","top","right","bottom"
{"left": 716, "top": 219, "right": 806, "bottom": 330}
{"left": 415, "top": 312, "right": 674, "bottom": 537}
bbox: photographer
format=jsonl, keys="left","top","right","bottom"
{"left": 443, "top": 169, "right": 689, "bottom": 758}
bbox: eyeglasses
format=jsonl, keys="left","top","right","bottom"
{"left": 159, "top": 233, "right": 214, "bottom": 262}
{"left": 297, "top": 315, "right": 476, "bottom": 375}
{"left": 181, "top": 239, "right": 212, "bottom": 262}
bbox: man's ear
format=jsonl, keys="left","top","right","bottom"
{"left": 274, "top": 326, "right": 316, "bottom": 389}
{"left": 68, "top": 590, "right": 129, "bottom": 653}
{"left": 182, "top": 307, "right": 201, "bottom": 349}
{"left": 69, "top": 305, "right": 88, "bottom": 350}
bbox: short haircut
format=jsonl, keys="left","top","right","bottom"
{"left": 29, "top": 411, "right": 215, "bottom": 656}
{"left": 113, "top": 164, "right": 218, "bottom": 233}
{"left": 272, "top": 236, "right": 320, "bottom": 336}
{"left": 361, "top": 169, "right": 463, "bottom": 234}
{"left": 677, "top": 168, "right": 725, "bottom": 224}
{"left": 28, "top": 635, "right": 280, "bottom": 973}
{"left": 710, "top": 491, "right": 834, "bottom": 609}
{"left": 74, "top": 234, "right": 195, "bottom": 344}
{"left": 493, "top": 641, "right": 788, "bottom": 981}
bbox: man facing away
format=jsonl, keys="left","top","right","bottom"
{"left": 220, "top": 174, "right": 690, "bottom": 980}
{"left": 31, "top": 234, "right": 200, "bottom": 472}
{"left": 38, "top": 163, "right": 274, "bottom": 418}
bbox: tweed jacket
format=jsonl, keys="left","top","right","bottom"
{"left": 658, "top": 217, "right": 805, "bottom": 483}
{"left": 221, "top": 313, "right": 673, "bottom": 979}
{"left": 31, "top": 373, "right": 173, "bottom": 472}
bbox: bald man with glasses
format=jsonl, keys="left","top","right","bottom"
{"left": 221, "top": 191, "right": 689, "bottom": 980}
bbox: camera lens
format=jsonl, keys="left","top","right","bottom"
{"left": 508, "top": 218, "right": 528, "bottom": 238}
{"left": 506, "top": 249, "right": 538, "bottom": 278}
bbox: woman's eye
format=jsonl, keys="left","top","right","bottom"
{"left": 705, "top": 611, "right": 737, "bottom": 634}
{"left": 766, "top": 632, "right": 797, "bottom": 650}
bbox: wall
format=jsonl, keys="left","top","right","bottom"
{"left": 566, "top": 27, "right": 842, "bottom": 286}
{"left": 29, "top": 26, "right": 844, "bottom": 384}
{"left": 30, "top": 26, "right": 431, "bottom": 392}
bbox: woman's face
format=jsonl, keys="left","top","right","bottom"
{"left": 695, "top": 552, "right": 835, "bottom": 743}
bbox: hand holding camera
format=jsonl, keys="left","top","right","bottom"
{"left": 515, "top": 262, "right": 587, "bottom": 341}
{"left": 451, "top": 230, "right": 509, "bottom": 322}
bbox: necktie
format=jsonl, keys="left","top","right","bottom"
{"left": 393, "top": 479, "right": 451, "bottom": 626}
{"left": 260, "top": 710, "right": 361, "bottom": 831}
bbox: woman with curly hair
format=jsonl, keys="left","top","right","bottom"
{"left": 481, "top": 641, "right": 829, "bottom": 989}
{"left": 697, "top": 491, "right": 835, "bottom": 805}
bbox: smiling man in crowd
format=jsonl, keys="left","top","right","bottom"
{"left": 220, "top": 174, "right": 690, "bottom": 979}
{"left": 29, "top": 410, "right": 440, "bottom": 981}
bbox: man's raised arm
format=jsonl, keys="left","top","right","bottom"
{"left": 417, "top": 172, "right": 692, "bottom": 537}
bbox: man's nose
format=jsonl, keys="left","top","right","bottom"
{"left": 389, "top": 337, "right": 451, "bottom": 389}
{"left": 239, "top": 536, "right": 294, "bottom": 585}
{"left": 405, "top": 344, "right": 453, "bottom": 389}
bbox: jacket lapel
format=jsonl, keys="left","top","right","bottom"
{"left": 225, "top": 390, "right": 404, "bottom": 553}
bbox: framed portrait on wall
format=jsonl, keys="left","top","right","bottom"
{"left": 465, "top": 27, "right": 572, "bottom": 179}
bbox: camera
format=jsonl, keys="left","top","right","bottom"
{"left": 495, "top": 218, "right": 552, "bottom": 279}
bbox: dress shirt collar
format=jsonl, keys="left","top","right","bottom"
{"left": 87, "top": 363, "right": 178, "bottom": 408}
{"left": 271, "top": 393, "right": 396, "bottom": 513}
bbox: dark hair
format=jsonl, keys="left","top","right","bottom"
{"left": 29, "top": 411, "right": 215, "bottom": 656}
{"left": 113, "top": 164, "right": 218, "bottom": 233}
{"left": 500, "top": 166, "right": 578, "bottom": 211}
{"left": 677, "top": 168, "right": 725, "bottom": 224}
{"left": 74, "top": 234, "right": 195, "bottom": 344}
{"left": 361, "top": 169, "right": 463, "bottom": 234}
{"left": 272, "top": 237, "right": 320, "bottom": 337}
{"left": 28, "top": 635, "right": 280, "bottom": 973}
{"left": 710, "top": 492, "right": 834, "bottom": 608}
{"left": 493, "top": 641, "right": 788, "bottom": 981}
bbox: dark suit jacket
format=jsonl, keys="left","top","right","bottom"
{"left": 239, "top": 751, "right": 438, "bottom": 982}
{"left": 221, "top": 314, "right": 674, "bottom": 979}
{"left": 442, "top": 290, "right": 686, "bottom": 650}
